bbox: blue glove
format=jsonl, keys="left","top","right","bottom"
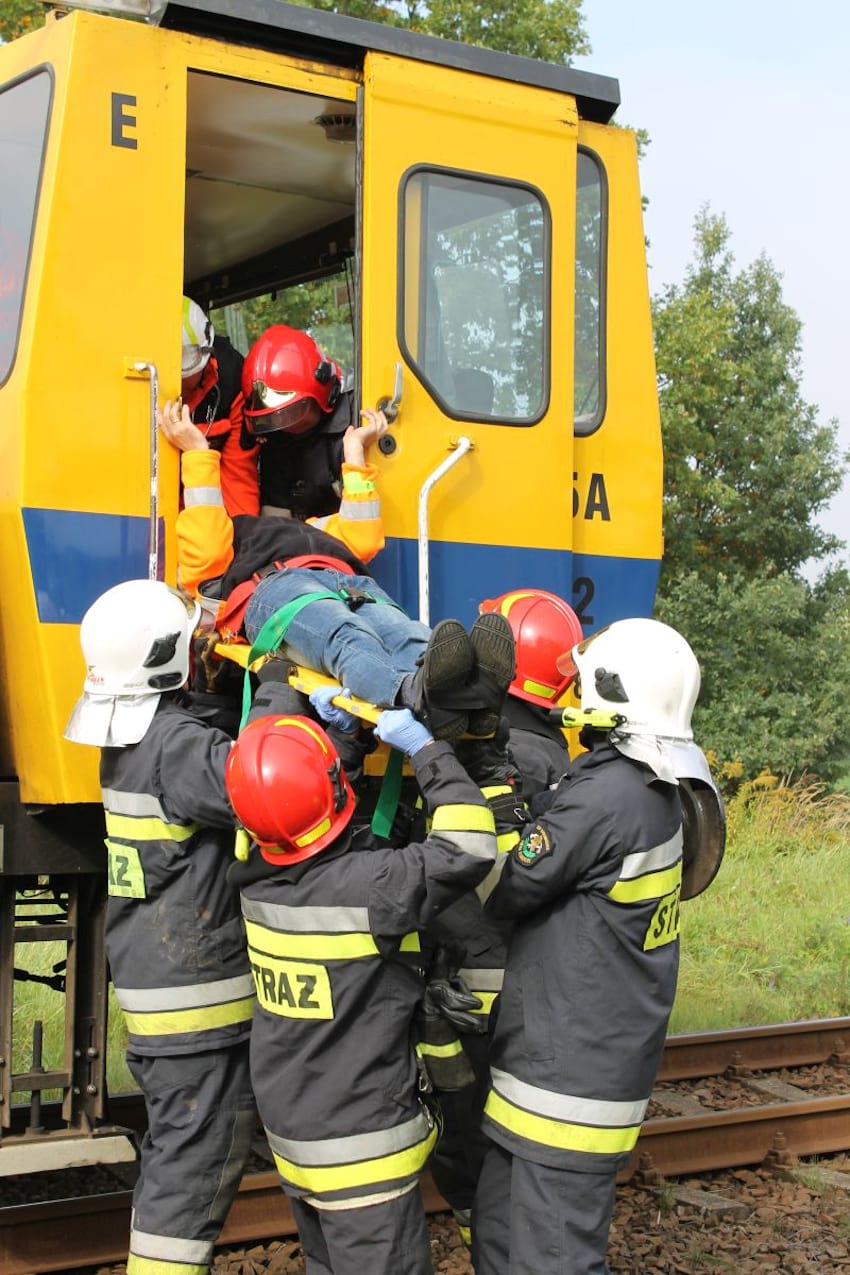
{"left": 309, "top": 685, "right": 359, "bottom": 734}
{"left": 375, "top": 708, "right": 433, "bottom": 756}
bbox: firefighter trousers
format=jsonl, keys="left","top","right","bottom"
{"left": 126, "top": 1041, "right": 255, "bottom": 1275}
{"left": 290, "top": 1182, "right": 433, "bottom": 1275}
{"left": 472, "top": 1141, "right": 617, "bottom": 1275}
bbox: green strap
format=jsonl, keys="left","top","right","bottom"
{"left": 239, "top": 585, "right": 408, "bottom": 839}
{"left": 371, "top": 747, "right": 404, "bottom": 839}
{"left": 239, "top": 590, "right": 341, "bottom": 730}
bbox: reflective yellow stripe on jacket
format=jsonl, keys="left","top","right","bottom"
{"left": 606, "top": 829, "right": 683, "bottom": 904}
{"left": 116, "top": 974, "right": 255, "bottom": 1036}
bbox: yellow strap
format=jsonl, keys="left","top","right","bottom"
{"left": 214, "top": 644, "right": 383, "bottom": 725}
{"left": 287, "top": 666, "right": 383, "bottom": 726}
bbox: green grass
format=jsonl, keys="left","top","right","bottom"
{"left": 671, "top": 776, "right": 850, "bottom": 1032}
{"left": 12, "top": 931, "right": 134, "bottom": 1096}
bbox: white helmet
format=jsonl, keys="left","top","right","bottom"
{"left": 181, "top": 296, "right": 215, "bottom": 378}
{"left": 64, "top": 581, "right": 200, "bottom": 747}
{"left": 569, "top": 618, "right": 725, "bottom": 898}
{"left": 571, "top": 618, "right": 700, "bottom": 740}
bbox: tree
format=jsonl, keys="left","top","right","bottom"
{"left": 0, "top": 0, "right": 43, "bottom": 41}
{"left": 2, "top": 0, "right": 589, "bottom": 62}
{"left": 653, "top": 209, "right": 846, "bottom": 590}
{"left": 300, "top": 0, "right": 588, "bottom": 63}
{"left": 656, "top": 568, "right": 850, "bottom": 785}
{"left": 653, "top": 211, "right": 850, "bottom": 784}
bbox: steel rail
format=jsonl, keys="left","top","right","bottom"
{"left": 0, "top": 1173, "right": 451, "bottom": 1275}
{"left": 621, "top": 1093, "right": 850, "bottom": 1181}
{"left": 657, "top": 1017, "right": 850, "bottom": 1082}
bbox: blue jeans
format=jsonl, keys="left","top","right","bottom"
{"left": 244, "top": 568, "right": 431, "bottom": 707}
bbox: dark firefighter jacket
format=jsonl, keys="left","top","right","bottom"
{"left": 423, "top": 727, "right": 527, "bottom": 1028}
{"left": 503, "top": 695, "right": 571, "bottom": 807}
{"left": 257, "top": 389, "right": 355, "bottom": 520}
{"left": 237, "top": 740, "right": 497, "bottom": 1206}
{"left": 99, "top": 696, "right": 254, "bottom": 1057}
{"left": 482, "top": 739, "right": 683, "bottom": 1175}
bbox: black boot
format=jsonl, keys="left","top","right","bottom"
{"left": 466, "top": 613, "right": 516, "bottom": 736}
{"left": 399, "top": 619, "right": 475, "bottom": 741}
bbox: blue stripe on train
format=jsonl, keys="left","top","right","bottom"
{"left": 23, "top": 508, "right": 153, "bottom": 623}
{"left": 24, "top": 510, "right": 660, "bottom": 630}
{"left": 371, "top": 537, "right": 660, "bottom": 632}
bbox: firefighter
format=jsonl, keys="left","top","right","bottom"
{"left": 63, "top": 579, "right": 292, "bottom": 1275}
{"left": 172, "top": 297, "right": 260, "bottom": 516}
{"left": 478, "top": 588, "right": 584, "bottom": 805}
{"left": 472, "top": 618, "right": 716, "bottom": 1275}
{"left": 225, "top": 706, "right": 498, "bottom": 1275}
{"left": 415, "top": 587, "right": 585, "bottom": 1242}
{"left": 240, "top": 323, "right": 358, "bottom": 519}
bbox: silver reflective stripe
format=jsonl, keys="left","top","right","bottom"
{"left": 130, "top": 1228, "right": 212, "bottom": 1263}
{"left": 619, "top": 830, "right": 683, "bottom": 880}
{"left": 336, "top": 498, "right": 381, "bottom": 521}
{"left": 459, "top": 967, "right": 503, "bottom": 992}
{"left": 306, "top": 1182, "right": 417, "bottom": 1211}
{"left": 241, "top": 897, "right": 370, "bottom": 933}
{"left": 184, "top": 485, "right": 224, "bottom": 507}
{"left": 475, "top": 853, "right": 509, "bottom": 903}
{"left": 265, "top": 1111, "right": 430, "bottom": 1167}
{"left": 101, "top": 788, "right": 168, "bottom": 819}
{"left": 115, "top": 973, "right": 254, "bottom": 1012}
{"left": 490, "top": 1067, "right": 648, "bottom": 1127}
{"left": 438, "top": 829, "right": 496, "bottom": 860}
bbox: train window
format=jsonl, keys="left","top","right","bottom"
{"left": 574, "top": 148, "right": 607, "bottom": 436}
{"left": 0, "top": 71, "right": 51, "bottom": 387}
{"left": 400, "top": 167, "right": 549, "bottom": 423}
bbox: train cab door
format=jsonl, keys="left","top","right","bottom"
{"left": 359, "top": 53, "right": 579, "bottom": 627}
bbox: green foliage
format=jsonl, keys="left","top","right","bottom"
{"left": 656, "top": 568, "right": 850, "bottom": 786}
{"left": 416, "top": 0, "right": 588, "bottom": 64}
{"left": 671, "top": 777, "right": 850, "bottom": 1032}
{"left": 2, "top": 0, "right": 588, "bottom": 63}
{"left": 653, "top": 208, "right": 846, "bottom": 589}
{"left": 0, "top": 0, "right": 45, "bottom": 41}
{"left": 653, "top": 210, "right": 850, "bottom": 786}
{"left": 291, "top": 0, "right": 588, "bottom": 62}
{"left": 235, "top": 274, "right": 355, "bottom": 367}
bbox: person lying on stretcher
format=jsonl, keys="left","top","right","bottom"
{"left": 159, "top": 400, "right": 514, "bottom": 738}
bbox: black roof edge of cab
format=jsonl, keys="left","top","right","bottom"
{"left": 159, "top": 0, "right": 621, "bottom": 124}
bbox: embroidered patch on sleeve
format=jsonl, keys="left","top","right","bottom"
{"left": 515, "top": 824, "right": 552, "bottom": 868}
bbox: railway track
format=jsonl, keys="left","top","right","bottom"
{"left": 2, "top": 1018, "right": 848, "bottom": 1275}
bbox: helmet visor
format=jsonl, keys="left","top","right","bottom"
{"left": 555, "top": 649, "right": 579, "bottom": 686}
{"left": 245, "top": 396, "right": 323, "bottom": 437}
{"left": 181, "top": 344, "right": 213, "bottom": 378}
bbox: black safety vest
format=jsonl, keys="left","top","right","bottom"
{"left": 257, "top": 391, "right": 355, "bottom": 518}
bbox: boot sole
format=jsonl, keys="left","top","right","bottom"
{"left": 469, "top": 613, "right": 516, "bottom": 686}
{"left": 423, "top": 619, "right": 475, "bottom": 694}
{"left": 467, "top": 614, "right": 516, "bottom": 736}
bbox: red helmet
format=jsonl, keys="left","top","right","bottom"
{"left": 225, "top": 715, "right": 355, "bottom": 865}
{"left": 479, "top": 590, "right": 584, "bottom": 707}
{"left": 242, "top": 325, "right": 342, "bottom": 436}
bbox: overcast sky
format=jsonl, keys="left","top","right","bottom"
{"left": 572, "top": 0, "right": 849, "bottom": 566}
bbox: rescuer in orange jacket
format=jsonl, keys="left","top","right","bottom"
{"left": 165, "top": 297, "right": 260, "bottom": 517}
